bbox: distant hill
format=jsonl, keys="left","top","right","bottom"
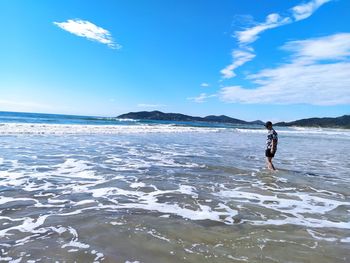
{"left": 275, "top": 115, "right": 350, "bottom": 129}
{"left": 117, "top": 111, "right": 264, "bottom": 125}
{"left": 117, "top": 111, "right": 350, "bottom": 128}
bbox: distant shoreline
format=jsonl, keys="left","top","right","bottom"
{"left": 117, "top": 111, "right": 350, "bottom": 129}
{"left": 0, "top": 110, "right": 349, "bottom": 129}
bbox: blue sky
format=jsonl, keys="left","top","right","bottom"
{"left": 0, "top": 0, "right": 349, "bottom": 121}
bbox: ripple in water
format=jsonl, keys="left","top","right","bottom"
{"left": 0, "top": 128, "right": 349, "bottom": 262}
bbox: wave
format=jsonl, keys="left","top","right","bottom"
{"left": 0, "top": 111, "right": 139, "bottom": 125}
{"left": 235, "top": 127, "right": 350, "bottom": 137}
{"left": 1, "top": 122, "right": 350, "bottom": 136}
{"left": 0, "top": 123, "right": 224, "bottom": 135}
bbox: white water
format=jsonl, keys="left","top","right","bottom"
{"left": 0, "top": 125, "right": 349, "bottom": 262}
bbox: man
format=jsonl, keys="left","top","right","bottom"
{"left": 265, "top": 121, "right": 278, "bottom": 171}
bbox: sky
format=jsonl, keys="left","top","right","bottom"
{"left": 0, "top": 0, "right": 349, "bottom": 122}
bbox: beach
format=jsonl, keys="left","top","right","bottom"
{"left": 0, "top": 112, "right": 349, "bottom": 262}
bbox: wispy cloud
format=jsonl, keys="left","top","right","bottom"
{"left": 220, "top": 48, "right": 256, "bottom": 79}
{"left": 54, "top": 19, "right": 121, "bottom": 49}
{"left": 292, "top": 0, "right": 332, "bottom": 21}
{"left": 221, "top": 0, "right": 333, "bottom": 79}
{"left": 200, "top": 83, "right": 210, "bottom": 87}
{"left": 282, "top": 33, "right": 350, "bottom": 63}
{"left": 188, "top": 93, "right": 216, "bottom": 103}
{"left": 137, "top": 103, "right": 166, "bottom": 108}
{"left": 235, "top": 14, "right": 291, "bottom": 45}
{"left": 219, "top": 33, "right": 350, "bottom": 105}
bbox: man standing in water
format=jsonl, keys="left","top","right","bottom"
{"left": 265, "top": 121, "right": 278, "bottom": 171}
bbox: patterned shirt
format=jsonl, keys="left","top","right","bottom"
{"left": 266, "top": 129, "right": 278, "bottom": 149}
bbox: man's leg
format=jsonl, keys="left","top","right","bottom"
{"left": 266, "top": 157, "right": 276, "bottom": 171}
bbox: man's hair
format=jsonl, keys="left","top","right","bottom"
{"left": 265, "top": 121, "right": 272, "bottom": 127}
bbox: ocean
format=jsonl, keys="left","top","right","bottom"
{"left": 0, "top": 111, "right": 349, "bottom": 262}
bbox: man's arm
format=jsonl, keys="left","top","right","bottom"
{"left": 271, "top": 138, "right": 277, "bottom": 153}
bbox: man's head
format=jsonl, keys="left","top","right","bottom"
{"left": 265, "top": 121, "right": 273, "bottom": 130}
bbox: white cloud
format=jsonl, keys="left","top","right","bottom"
{"left": 188, "top": 93, "right": 216, "bottom": 103}
{"left": 219, "top": 33, "right": 350, "bottom": 106}
{"left": 282, "top": 33, "right": 350, "bottom": 63}
{"left": 137, "top": 104, "right": 166, "bottom": 108}
{"left": 221, "top": 13, "right": 291, "bottom": 79}
{"left": 235, "top": 0, "right": 333, "bottom": 46}
{"left": 292, "top": 0, "right": 332, "bottom": 21}
{"left": 54, "top": 19, "right": 121, "bottom": 49}
{"left": 220, "top": 63, "right": 350, "bottom": 105}
{"left": 221, "top": 0, "right": 333, "bottom": 79}
{"left": 235, "top": 14, "right": 291, "bottom": 45}
{"left": 200, "top": 83, "right": 210, "bottom": 87}
{"left": 221, "top": 48, "right": 256, "bottom": 79}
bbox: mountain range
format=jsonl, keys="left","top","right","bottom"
{"left": 117, "top": 111, "right": 350, "bottom": 128}
{"left": 117, "top": 111, "right": 263, "bottom": 125}
{"left": 275, "top": 115, "right": 350, "bottom": 129}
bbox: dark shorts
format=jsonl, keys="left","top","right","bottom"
{"left": 265, "top": 149, "right": 276, "bottom": 158}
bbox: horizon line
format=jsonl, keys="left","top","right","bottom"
{"left": 0, "top": 109, "right": 348, "bottom": 124}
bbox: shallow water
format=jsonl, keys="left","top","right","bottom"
{"left": 0, "top": 124, "right": 349, "bottom": 262}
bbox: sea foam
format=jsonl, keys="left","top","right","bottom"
{"left": 0, "top": 123, "right": 223, "bottom": 135}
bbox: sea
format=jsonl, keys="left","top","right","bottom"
{"left": 0, "top": 111, "right": 349, "bottom": 263}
